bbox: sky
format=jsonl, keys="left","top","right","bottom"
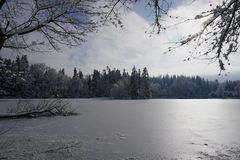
{"left": 1, "top": 0, "right": 240, "bottom": 81}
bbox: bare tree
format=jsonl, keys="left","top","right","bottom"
{"left": 0, "top": 0, "right": 168, "bottom": 52}
{"left": 0, "top": 0, "right": 107, "bottom": 51}
{"left": 166, "top": 0, "right": 240, "bottom": 72}
{"left": 2, "top": 0, "right": 237, "bottom": 71}
{"left": 105, "top": 0, "right": 240, "bottom": 72}
{"left": 103, "top": 0, "right": 240, "bottom": 72}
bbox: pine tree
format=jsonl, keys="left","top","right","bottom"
{"left": 141, "top": 67, "right": 151, "bottom": 99}
{"left": 15, "top": 55, "right": 21, "bottom": 74}
{"left": 86, "top": 75, "right": 92, "bottom": 96}
{"left": 20, "top": 55, "right": 29, "bottom": 73}
{"left": 122, "top": 69, "right": 128, "bottom": 78}
{"left": 0, "top": 57, "right": 7, "bottom": 96}
{"left": 130, "top": 66, "right": 138, "bottom": 99}
{"left": 73, "top": 67, "right": 78, "bottom": 77}
{"left": 91, "top": 70, "right": 101, "bottom": 97}
{"left": 78, "top": 70, "right": 83, "bottom": 79}
{"left": 59, "top": 69, "right": 65, "bottom": 75}
{"left": 137, "top": 69, "right": 141, "bottom": 98}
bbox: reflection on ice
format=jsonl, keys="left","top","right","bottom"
{"left": 0, "top": 99, "right": 240, "bottom": 159}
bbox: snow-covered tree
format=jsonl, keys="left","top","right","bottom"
{"left": 141, "top": 67, "right": 151, "bottom": 99}
{"left": 171, "top": 0, "right": 240, "bottom": 72}
{"left": 216, "top": 84, "right": 225, "bottom": 98}
{"left": 130, "top": 66, "right": 139, "bottom": 99}
{"left": 110, "top": 78, "right": 130, "bottom": 99}
{"left": 234, "top": 83, "right": 240, "bottom": 97}
{"left": 25, "top": 63, "right": 49, "bottom": 97}
{"left": 56, "top": 69, "right": 70, "bottom": 97}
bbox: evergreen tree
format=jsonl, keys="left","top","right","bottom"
{"left": 59, "top": 69, "right": 65, "bottom": 75}
{"left": 216, "top": 84, "right": 225, "bottom": 98}
{"left": 68, "top": 76, "right": 81, "bottom": 98}
{"left": 69, "top": 68, "right": 82, "bottom": 98}
{"left": 86, "top": 75, "right": 92, "bottom": 97}
{"left": 234, "top": 83, "right": 240, "bottom": 98}
{"left": 56, "top": 69, "right": 69, "bottom": 97}
{"left": 78, "top": 70, "right": 83, "bottom": 79}
{"left": 1, "top": 55, "right": 240, "bottom": 99}
{"left": 110, "top": 78, "right": 130, "bottom": 99}
{"left": 73, "top": 67, "right": 78, "bottom": 78}
{"left": 25, "top": 63, "right": 49, "bottom": 98}
{"left": 91, "top": 70, "right": 101, "bottom": 97}
{"left": 137, "top": 69, "right": 141, "bottom": 98}
{"left": 130, "top": 66, "right": 138, "bottom": 99}
{"left": 15, "top": 55, "right": 21, "bottom": 74}
{"left": 141, "top": 67, "right": 151, "bottom": 98}
{"left": 122, "top": 69, "right": 128, "bottom": 78}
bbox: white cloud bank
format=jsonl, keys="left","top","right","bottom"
{"left": 1, "top": 0, "right": 240, "bottom": 80}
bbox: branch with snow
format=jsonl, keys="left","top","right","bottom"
{"left": 169, "top": 0, "right": 240, "bottom": 73}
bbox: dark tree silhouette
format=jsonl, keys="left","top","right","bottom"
{"left": 130, "top": 66, "right": 139, "bottom": 99}
{"left": 141, "top": 67, "right": 151, "bottom": 99}
{"left": 0, "top": 0, "right": 169, "bottom": 51}
{"left": 0, "top": 0, "right": 115, "bottom": 51}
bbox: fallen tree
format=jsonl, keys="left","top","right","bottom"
{"left": 0, "top": 99, "right": 77, "bottom": 119}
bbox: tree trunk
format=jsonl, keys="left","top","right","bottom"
{"left": 0, "top": 110, "right": 55, "bottom": 120}
{"left": 0, "top": 38, "right": 5, "bottom": 51}
{"left": 0, "top": 29, "right": 5, "bottom": 51}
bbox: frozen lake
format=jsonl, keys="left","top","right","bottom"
{"left": 0, "top": 99, "right": 240, "bottom": 159}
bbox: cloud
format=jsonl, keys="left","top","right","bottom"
{"left": 72, "top": 0, "right": 228, "bottom": 77}
{"left": 1, "top": 0, "right": 240, "bottom": 80}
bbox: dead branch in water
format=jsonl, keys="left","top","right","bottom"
{"left": 0, "top": 99, "right": 78, "bottom": 120}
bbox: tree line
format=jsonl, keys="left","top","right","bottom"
{"left": 1, "top": 55, "right": 240, "bottom": 99}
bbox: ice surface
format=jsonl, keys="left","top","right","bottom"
{"left": 0, "top": 99, "right": 240, "bottom": 159}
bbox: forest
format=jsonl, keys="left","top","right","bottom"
{"left": 0, "top": 55, "right": 240, "bottom": 99}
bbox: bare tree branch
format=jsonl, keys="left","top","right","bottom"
{"left": 0, "top": 0, "right": 6, "bottom": 9}
{"left": 0, "top": 99, "right": 78, "bottom": 120}
{"left": 167, "top": 0, "right": 240, "bottom": 72}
